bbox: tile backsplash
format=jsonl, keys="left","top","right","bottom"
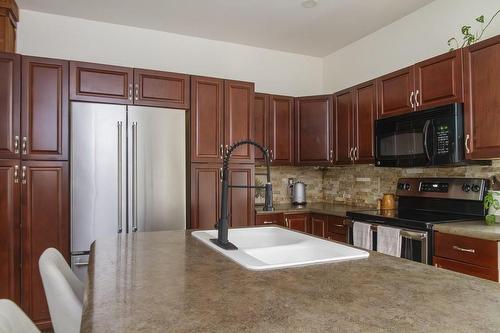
{"left": 257, "top": 160, "right": 500, "bottom": 206}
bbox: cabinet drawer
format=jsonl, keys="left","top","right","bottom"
{"left": 255, "top": 213, "right": 284, "bottom": 226}
{"left": 329, "top": 233, "right": 347, "bottom": 244}
{"left": 433, "top": 256, "right": 498, "bottom": 282}
{"left": 434, "top": 232, "right": 498, "bottom": 268}
{"left": 328, "top": 216, "right": 347, "bottom": 235}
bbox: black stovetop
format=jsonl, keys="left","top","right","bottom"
{"left": 346, "top": 208, "right": 481, "bottom": 230}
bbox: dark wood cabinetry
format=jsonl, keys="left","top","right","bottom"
{"left": 269, "top": 95, "right": 294, "bottom": 165}
{"left": 254, "top": 93, "right": 269, "bottom": 162}
{"left": 0, "top": 0, "right": 18, "bottom": 53}
{"left": 70, "top": 61, "right": 133, "bottom": 104}
{"left": 0, "top": 159, "right": 20, "bottom": 304}
{"left": 377, "top": 66, "right": 414, "bottom": 118}
{"left": 295, "top": 95, "right": 335, "bottom": 166}
{"left": 334, "top": 89, "right": 354, "bottom": 164}
{"left": 228, "top": 164, "right": 255, "bottom": 227}
{"left": 434, "top": 231, "right": 498, "bottom": 282}
{"left": 311, "top": 214, "right": 328, "bottom": 238}
{"left": 21, "top": 161, "right": 69, "bottom": 328}
{"left": 224, "top": 80, "right": 254, "bottom": 163}
{"left": 133, "top": 68, "right": 190, "bottom": 109}
{"left": 463, "top": 35, "right": 500, "bottom": 159}
{"left": 22, "top": 56, "right": 68, "bottom": 161}
{"left": 0, "top": 52, "right": 20, "bottom": 159}
{"left": 255, "top": 213, "right": 284, "bottom": 226}
{"left": 327, "top": 215, "right": 347, "bottom": 243}
{"left": 284, "top": 213, "right": 310, "bottom": 233}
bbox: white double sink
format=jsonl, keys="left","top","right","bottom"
{"left": 192, "top": 226, "right": 369, "bottom": 271}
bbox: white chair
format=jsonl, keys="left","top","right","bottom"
{"left": 39, "top": 248, "right": 85, "bottom": 333}
{"left": 0, "top": 299, "right": 40, "bottom": 333}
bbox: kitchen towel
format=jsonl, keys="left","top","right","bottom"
{"left": 353, "top": 222, "right": 372, "bottom": 250}
{"left": 377, "top": 225, "right": 402, "bottom": 257}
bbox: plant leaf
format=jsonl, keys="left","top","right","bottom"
{"left": 461, "top": 25, "right": 471, "bottom": 34}
{"left": 476, "top": 15, "right": 485, "bottom": 23}
{"left": 485, "top": 215, "right": 496, "bottom": 225}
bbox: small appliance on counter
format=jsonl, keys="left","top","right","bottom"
{"left": 290, "top": 181, "right": 307, "bottom": 205}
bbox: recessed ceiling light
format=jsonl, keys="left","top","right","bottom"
{"left": 301, "top": 0, "right": 318, "bottom": 8}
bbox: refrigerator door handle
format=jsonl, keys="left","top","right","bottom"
{"left": 117, "top": 121, "right": 123, "bottom": 233}
{"left": 132, "top": 121, "right": 138, "bottom": 232}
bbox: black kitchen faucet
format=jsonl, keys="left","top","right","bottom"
{"left": 210, "top": 140, "right": 273, "bottom": 250}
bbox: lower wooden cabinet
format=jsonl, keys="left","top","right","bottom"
{"left": 327, "top": 215, "right": 347, "bottom": 243}
{"left": 434, "top": 231, "right": 499, "bottom": 282}
{"left": 190, "top": 163, "right": 255, "bottom": 230}
{"left": 311, "top": 214, "right": 328, "bottom": 238}
{"left": 255, "top": 213, "right": 284, "bottom": 226}
{"left": 21, "top": 161, "right": 70, "bottom": 328}
{"left": 284, "top": 213, "right": 310, "bottom": 233}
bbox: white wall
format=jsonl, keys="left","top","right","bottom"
{"left": 17, "top": 10, "right": 323, "bottom": 97}
{"left": 323, "top": 0, "right": 500, "bottom": 93}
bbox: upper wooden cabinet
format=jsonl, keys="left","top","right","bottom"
{"left": 190, "top": 76, "right": 224, "bottom": 163}
{"left": 377, "top": 66, "right": 414, "bottom": 118}
{"left": 463, "top": 35, "right": 500, "bottom": 160}
{"left": 21, "top": 161, "right": 69, "bottom": 329}
{"left": 22, "top": 56, "right": 69, "bottom": 161}
{"left": 0, "top": 159, "right": 21, "bottom": 305}
{"left": 378, "top": 50, "right": 463, "bottom": 118}
{"left": 269, "top": 95, "right": 294, "bottom": 165}
{"left": 254, "top": 93, "right": 269, "bottom": 163}
{"left": 0, "top": 0, "right": 19, "bottom": 53}
{"left": 335, "top": 80, "right": 377, "bottom": 165}
{"left": 0, "top": 52, "right": 20, "bottom": 159}
{"left": 295, "top": 95, "right": 335, "bottom": 166}
{"left": 133, "top": 68, "right": 190, "bottom": 109}
{"left": 70, "top": 61, "right": 133, "bottom": 104}
{"left": 190, "top": 77, "right": 255, "bottom": 164}
{"left": 414, "top": 49, "right": 463, "bottom": 110}
{"left": 224, "top": 80, "right": 254, "bottom": 163}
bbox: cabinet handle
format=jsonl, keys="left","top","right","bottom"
{"left": 220, "top": 144, "right": 224, "bottom": 159}
{"left": 334, "top": 224, "right": 344, "bottom": 228}
{"left": 452, "top": 245, "right": 475, "bottom": 254}
{"left": 219, "top": 168, "right": 223, "bottom": 182}
{"left": 329, "top": 149, "right": 334, "bottom": 163}
{"left": 128, "top": 84, "right": 133, "bottom": 101}
{"left": 14, "top": 165, "right": 19, "bottom": 184}
{"left": 465, "top": 134, "right": 471, "bottom": 154}
{"left": 269, "top": 149, "right": 273, "bottom": 162}
{"left": 263, "top": 221, "right": 274, "bottom": 224}
{"left": 14, "top": 136, "right": 19, "bottom": 154}
{"left": 21, "top": 137, "right": 28, "bottom": 155}
{"left": 409, "top": 91, "right": 415, "bottom": 109}
{"left": 349, "top": 147, "right": 354, "bottom": 161}
{"left": 285, "top": 218, "right": 289, "bottom": 228}
{"left": 415, "top": 90, "right": 420, "bottom": 107}
{"left": 21, "top": 166, "right": 27, "bottom": 184}
{"left": 135, "top": 83, "right": 139, "bottom": 101}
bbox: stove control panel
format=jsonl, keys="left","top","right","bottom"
{"left": 396, "top": 178, "right": 489, "bottom": 201}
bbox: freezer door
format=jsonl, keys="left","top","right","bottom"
{"left": 71, "top": 254, "right": 89, "bottom": 283}
{"left": 71, "top": 102, "right": 127, "bottom": 252}
{"left": 128, "top": 106, "right": 186, "bottom": 232}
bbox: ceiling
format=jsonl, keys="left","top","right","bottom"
{"left": 17, "top": 0, "right": 435, "bottom": 57}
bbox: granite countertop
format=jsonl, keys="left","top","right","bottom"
{"left": 255, "top": 202, "right": 373, "bottom": 217}
{"left": 82, "top": 230, "right": 500, "bottom": 332}
{"left": 434, "top": 220, "right": 500, "bottom": 241}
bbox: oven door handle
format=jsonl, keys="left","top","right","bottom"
{"left": 423, "top": 120, "right": 432, "bottom": 162}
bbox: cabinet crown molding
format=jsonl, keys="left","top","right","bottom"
{"left": 0, "top": 0, "right": 19, "bottom": 24}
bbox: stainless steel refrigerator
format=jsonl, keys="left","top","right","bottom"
{"left": 70, "top": 102, "right": 186, "bottom": 281}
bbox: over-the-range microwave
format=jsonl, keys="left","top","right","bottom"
{"left": 375, "top": 103, "right": 480, "bottom": 167}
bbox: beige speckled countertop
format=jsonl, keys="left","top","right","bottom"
{"left": 82, "top": 230, "right": 500, "bottom": 332}
{"left": 434, "top": 220, "right": 500, "bottom": 241}
{"left": 255, "top": 202, "right": 373, "bottom": 217}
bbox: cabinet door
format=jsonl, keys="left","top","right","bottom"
{"left": 228, "top": 164, "right": 255, "bottom": 228}
{"left": 0, "top": 160, "right": 21, "bottom": 304}
{"left": 70, "top": 61, "right": 133, "bottom": 104}
{"left": 0, "top": 53, "right": 20, "bottom": 159}
{"left": 21, "top": 161, "right": 69, "bottom": 329}
{"left": 377, "top": 66, "right": 414, "bottom": 118}
{"left": 285, "top": 213, "right": 310, "bottom": 233}
{"left": 295, "top": 95, "right": 335, "bottom": 166}
{"left": 22, "top": 57, "right": 68, "bottom": 161}
{"left": 334, "top": 89, "right": 354, "bottom": 165}
{"left": 434, "top": 256, "right": 498, "bottom": 282}
{"left": 190, "top": 163, "right": 220, "bottom": 230}
{"left": 463, "top": 35, "right": 500, "bottom": 159}
{"left": 354, "top": 81, "right": 377, "bottom": 164}
{"left": 254, "top": 93, "right": 269, "bottom": 163}
{"left": 415, "top": 49, "right": 463, "bottom": 110}
{"left": 327, "top": 215, "right": 347, "bottom": 237}
{"left": 269, "top": 95, "right": 294, "bottom": 165}
{"left": 133, "top": 68, "right": 190, "bottom": 109}
{"left": 190, "top": 76, "right": 224, "bottom": 163}
{"left": 311, "top": 214, "right": 328, "bottom": 238}
{"left": 224, "top": 80, "right": 255, "bottom": 163}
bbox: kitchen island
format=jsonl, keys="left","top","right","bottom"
{"left": 81, "top": 230, "right": 500, "bottom": 332}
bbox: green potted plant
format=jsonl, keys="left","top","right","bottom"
{"left": 484, "top": 191, "right": 500, "bottom": 225}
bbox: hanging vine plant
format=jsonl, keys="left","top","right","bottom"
{"left": 448, "top": 9, "right": 500, "bottom": 51}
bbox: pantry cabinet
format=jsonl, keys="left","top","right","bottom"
{"left": 0, "top": 52, "right": 20, "bottom": 159}
{"left": 295, "top": 95, "right": 335, "bottom": 166}
{"left": 22, "top": 56, "right": 69, "bottom": 161}
{"left": 463, "top": 35, "right": 500, "bottom": 160}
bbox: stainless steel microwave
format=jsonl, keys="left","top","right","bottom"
{"left": 375, "top": 103, "right": 466, "bottom": 167}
